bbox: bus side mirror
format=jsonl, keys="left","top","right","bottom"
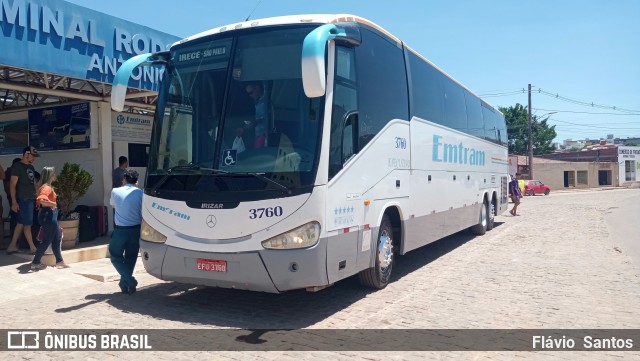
{"left": 111, "top": 52, "right": 169, "bottom": 112}
{"left": 301, "top": 24, "right": 360, "bottom": 98}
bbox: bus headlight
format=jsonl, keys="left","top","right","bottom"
{"left": 140, "top": 219, "right": 167, "bottom": 243}
{"left": 261, "top": 222, "right": 321, "bottom": 250}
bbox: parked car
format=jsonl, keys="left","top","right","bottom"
{"left": 524, "top": 180, "right": 551, "bottom": 196}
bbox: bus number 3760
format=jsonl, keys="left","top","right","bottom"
{"left": 249, "top": 206, "right": 284, "bottom": 219}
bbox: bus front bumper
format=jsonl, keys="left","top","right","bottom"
{"left": 139, "top": 239, "right": 329, "bottom": 293}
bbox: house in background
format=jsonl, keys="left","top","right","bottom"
{"left": 530, "top": 145, "right": 640, "bottom": 188}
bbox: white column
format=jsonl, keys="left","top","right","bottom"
{"left": 98, "top": 101, "right": 114, "bottom": 231}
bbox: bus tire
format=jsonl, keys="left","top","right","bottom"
{"left": 358, "top": 214, "right": 394, "bottom": 289}
{"left": 486, "top": 199, "right": 495, "bottom": 231}
{"left": 471, "top": 200, "right": 488, "bottom": 235}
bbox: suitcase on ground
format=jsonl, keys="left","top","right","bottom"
{"left": 92, "top": 205, "right": 108, "bottom": 236}
{"left": 75, "top": 205, "right": 98, "bottom": 243}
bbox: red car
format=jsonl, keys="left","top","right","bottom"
{"left": 524, "top": 180, "right": 551, "bottom": 196}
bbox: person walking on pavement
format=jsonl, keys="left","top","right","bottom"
{"left": 109, "top": 169, "right": 143, "bottom": 294}
{"left": 30, "top": 166, "right": 69, "bottom": 270}
{"left": 6, "top": 146, "right": 40, "bottom": 255}
{"left": 509, "top": 173, "right": 522, "bottom": 216}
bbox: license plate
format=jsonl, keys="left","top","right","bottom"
{"left": 196, "top": 259, "right": 227, "bottom": 272}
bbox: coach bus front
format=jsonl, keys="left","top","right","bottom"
{"left": 115, "top": 24, "right": 349, "bottom": 293}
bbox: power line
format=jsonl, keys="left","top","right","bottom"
{"left": 533, "top": 108, "right": 640, "bottom": 116}
{"left": 477, "top": 90, "right": 524, "bottom": 97}
{"left": 477, "top": 87, "right": 640, "bottom": 114}
{"left": 535, "top": 88, "right": 640, "bottom": 114}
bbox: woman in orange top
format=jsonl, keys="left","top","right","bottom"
{"left": 30, "top": 166, "right": 69, "bottom": 270}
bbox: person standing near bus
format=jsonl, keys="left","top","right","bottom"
{"left": 109, "top": 169, "right": 143, "bottom": 295}
{"left": 509, "top": 174, "right": 522, "bottom": 216}
{"left": 6, "top": 146, "right": 40, "bottom": 255}
{"left": 112, "top": 156, "right": 128, "bottom": 188}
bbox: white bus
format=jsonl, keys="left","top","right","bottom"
{"left": 111, "top": 14, "right": 509, "bottom": 293}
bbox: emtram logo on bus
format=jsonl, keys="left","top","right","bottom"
{"left": 432, "top": 134, "right": 485, "bottom": 166}
{"left": 151, "top": 202, "right": 191, "bottom": 221}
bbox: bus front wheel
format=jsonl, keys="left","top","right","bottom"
{"left": 358, "top": 214, "right": 394, "bottom": 289}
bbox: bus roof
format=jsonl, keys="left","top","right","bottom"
{"left": 175, "top": 14, "right": 400, "bottom": 46}
{"left": 175, "top": 14, "right": 503, "bottom": 115}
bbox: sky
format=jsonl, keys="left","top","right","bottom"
{"left": 65, "top": 0, "right": 640, "bottom": 144}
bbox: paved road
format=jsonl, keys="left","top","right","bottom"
{"left": 605, "top": 189, "right": 640, "bottom": 266}
{"left": 1, "top": 188, "right": 639, "bottom": 360}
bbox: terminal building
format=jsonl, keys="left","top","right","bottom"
{"left": 0, "top": 0, "right": 180, "bottom": 232}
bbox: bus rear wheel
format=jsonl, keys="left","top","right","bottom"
{"left": 358, "top": 215, "right": 394, "bottom": 289}
{"left": 471, "top": 200, "right": 488, "bottom": 235}
{"left": 486, "top": 200, "right": 495, "bottom": 231}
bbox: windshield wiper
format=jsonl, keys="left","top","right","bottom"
{"left": 236, "top": 172, "right": 292, "bottom": 195}
{"left": 150, "top": 164, "right": 229, "bottom": 195}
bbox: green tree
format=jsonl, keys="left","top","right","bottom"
{"left": 499, "top": 103, "right": 557, "bottom": 155}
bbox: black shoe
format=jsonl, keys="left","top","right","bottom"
{"left": 127, "top": 286, "right": 136, "bottom": 295}
{"left": 119, "top": 286, "right": 128, "bottom": 294}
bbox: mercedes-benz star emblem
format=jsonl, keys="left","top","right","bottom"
{"left": 206, "top": 215, "right": 217, "bottom": 228}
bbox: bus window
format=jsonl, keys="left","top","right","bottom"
{"left": 465, "top": 91, "right": 484, "bottom": 139}
{"left": 342, "top": 112, "right": 358, "bottom": 165}
{"left": 443, "top": 77, "right": 467, "bottom": 132}
{"left": 330, "top": 47, "right": 358, "bottom": 179}
{"left": 408, "top": 51, "right": 444, "bottom": 124}
{"left": 355, "top": 28, "right": 408, "bottom": 149}
{"left": 481, "top": 104, "right": 498, "bottom": 142}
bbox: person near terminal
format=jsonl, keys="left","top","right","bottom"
{"left": 109, "top": 169, "right": 143, "bottom": 295}
{"left": 6, "top": 146, "right": 40, "bottom": 255}
{"left": 30, "top": 166, "right": 69, "bottom": 270}
{"left": 0, "top": 162, "right": 4, "bottom": 238}
{"left": 112, "top": 156, "right": 128, "bottom": 188}
{"left": 509, "top": 173, "right": 522, "bottom": 216}
{"left": 4, "top": 158, "right": 23, "bottom": 242}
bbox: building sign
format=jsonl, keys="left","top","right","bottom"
{"left": 0, "top": 112, "right": 28, "bottom": 155}
{"left": 29, "top": 102, "right": 91, "bottom": 150}
{"left": 618, "top": 146, "right": 640, "bottom": 182}
{"left": 618, "top": 146, "right": 640, "bottom": 160}
{"left": 111, "top": 112, "right": 153, "bottom": 142}
{"left": 0, "top": 0, "right": 181, "bottom": 90}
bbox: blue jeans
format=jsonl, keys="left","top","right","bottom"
{"left": 17, "top": 199, "right": 35, "bottom": 225}
{"left": 109, "top": 226, "right": 141, "bottom": 291}
{"left": 33, "top": 208, "right": 62, "bottom": 264}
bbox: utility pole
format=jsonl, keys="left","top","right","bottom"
{"left": 527, "top": 83, "right": 533, "bottom": 179}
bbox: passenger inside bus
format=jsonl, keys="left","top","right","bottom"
{"left": 240, "top": 82, "right": 271, "bottom": 148}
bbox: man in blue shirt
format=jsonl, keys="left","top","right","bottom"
{"left": 109, "top": 169, "right": 143, "bottom": 295}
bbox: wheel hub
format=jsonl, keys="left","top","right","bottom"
{"left": 378, "top": 231, "right": 393, "bottom": 269}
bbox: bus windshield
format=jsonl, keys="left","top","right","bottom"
{"left": 147, "top": 26, "right": 324, "bottom": 198}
